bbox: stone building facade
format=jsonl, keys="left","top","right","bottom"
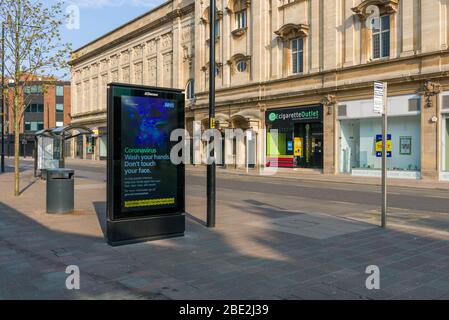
{"left": 70, "top": 0, "right": 449, "bottom": 181}
{"left": 69, "top": 0, "right": 195, "bottom": 160}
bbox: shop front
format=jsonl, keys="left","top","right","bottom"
{"left": 338, "top": 94, "right": 422, "bottom": 179}
{"left": 266, "top": 105, "right": 324, "bottom": 169}
{"left": 92, "top": 127, "right": 108, "bottom": 161}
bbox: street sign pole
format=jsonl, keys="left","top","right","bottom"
{"left": 374, "top": 81, "right": 387, "bottom": 228}
{"left": 246, "top": 131, "right": 250, "bottom": 174}
{"left": 381, "top": 83, "right": 388, "bottom": 228}
{"left": 207, "top": 0, "right": 216, "bottom": 228}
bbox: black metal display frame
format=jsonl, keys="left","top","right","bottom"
{"left": 107, "top": 83, "right": 185, "bottom": 246}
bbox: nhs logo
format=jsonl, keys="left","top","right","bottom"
{"left": 164, "top": 102, "right": 175, "bottom": 109}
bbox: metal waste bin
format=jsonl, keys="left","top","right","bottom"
{"left": 46, "top": 169, "right": 75, "bottom": 214}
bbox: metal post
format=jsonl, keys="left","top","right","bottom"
{"left": 60, "top": 135, "right": 65, "bottom": 168}
{"left": 1, "top": 22, "right": 5, "bottom": 173}
{"left": 207, "top": 0, "right": 216, "bottom": 228}
{"left": 381, "top": 84, "right": 388, "bottom": 228}
{"left": 33, "top": 136, "right": 38, "bottom": 178}
{"left": 246, "top": 135, "right": 249, "bottom": 174}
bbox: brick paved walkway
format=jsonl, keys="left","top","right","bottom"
{"left": 0, "top": 158, "right": 449, "bottom": 299}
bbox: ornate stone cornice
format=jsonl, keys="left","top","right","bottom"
{"left": 423, "top": 81, "right": 442, "bottom": 95}
{"left": 422, "top": 80, "right": 442, "bottom": 108}
{"left": 225, "top": 0, "right": 251, "bottom": 14}
{"left": 201, "top": 62, "right": 223, "bottom": 72}
{"left": 227, "top": 54, "right": 251, "bottom": 66}
{"left": 70, "top": 3, "right": 195, "bottom": 66}
{"left": 274, "top": 23, "right": 309, "bottom": 40}
{"left": 322, "top": 94, "right": 337, "bottom": 115}
{"left": 321, "top": 94, "right": 337, "bottom": 106}
{"left": 171, "top": 8, "right": 183, "bottom": 19}
{"left": 351, "top": 0, "right": 399, "bottom": 20}
{"left": 200, "top": 9, "right": 223, "bottom": 24}
{"left": 182, "top": 45, "right": 194, "bottom": 67}
{"left": 231, "top": 27, "right": 247, "bottom": 38}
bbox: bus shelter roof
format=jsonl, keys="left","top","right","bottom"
{"left": 35, "top": 125, "right": 93, "bottom": 140}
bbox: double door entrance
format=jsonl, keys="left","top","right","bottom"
{"left": 266, "top": 105, "right": 324, "bottom": 169}
{"left": 293, "top": 122, "right": 323, "bottom": 169}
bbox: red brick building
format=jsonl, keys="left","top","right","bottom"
{"left": 2, "top": 75, "right": 71, "bottom": 157}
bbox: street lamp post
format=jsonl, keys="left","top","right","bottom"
{"left": 1, "top": 22, "right": 5, "bottom": 173}
{"left": 207, "top": 0, "right": 217, "bottom": 228}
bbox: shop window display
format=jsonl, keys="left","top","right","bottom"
{"left": 339, "top": 116, "right": 421, "bottom": 173}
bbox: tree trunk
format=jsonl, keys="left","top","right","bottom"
{"left": 13, "top": 92, "right": 20, "bottom": 196}
{"left": 14, "top": 117, "right": 20, "bottom": 196}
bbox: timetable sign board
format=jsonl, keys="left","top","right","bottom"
{"left": 374, "top": 82, "right": 387, "bottom": 114}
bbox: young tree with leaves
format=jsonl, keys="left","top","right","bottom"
{"left": 0, "top": 0, "right": 71, "bottom": 196}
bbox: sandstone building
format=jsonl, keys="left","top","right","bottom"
{"left": 69, "top": 0, "right": 449, "bottom": 181}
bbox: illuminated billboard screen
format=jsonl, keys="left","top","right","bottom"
{"left": 107, "top": 83, "right": 185, "bottom": 245}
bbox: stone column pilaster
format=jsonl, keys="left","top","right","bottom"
{"left": 322, "top": 94, "right": 337, "bottom": 175}
{"left": 421, "top": 81, "right": 442, "bottom": 180}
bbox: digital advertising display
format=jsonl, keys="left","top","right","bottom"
{"left": 107, "top": 83, "right": 185, "bottom": 246}
{"left": 120, "top": 95, "right": 178, "bottom": 213}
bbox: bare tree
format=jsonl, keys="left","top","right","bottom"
{"left": 0, "top": 0, "right": 71, "bottom": 196}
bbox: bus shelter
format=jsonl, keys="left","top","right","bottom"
{"left": 34, "top": 125, "right": 93, "bottom": 178}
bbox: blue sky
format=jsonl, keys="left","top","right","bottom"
{"left": 51, "top": 0, "right": 167, "bottom": 78}
{"left": 62, "top": 0, "right": 166, "bottom": 49}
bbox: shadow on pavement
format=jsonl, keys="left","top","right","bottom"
{"left": 20, "top": 178, "right": 40, "bottom": 195}
{"left": 1, "top": 187, "right": 449, "bottom": 300}
{"left": 93, "top": 201, "right": 107, "bottom": 238}
{"left": 185, "top": 212, "right": 207, "bottom": 227}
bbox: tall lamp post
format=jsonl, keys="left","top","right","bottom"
{"left": 1, "top": 21, "right": 5, "bottom": 173}
{"left": 207, "top": 0, "right": 217, "bottom": 228}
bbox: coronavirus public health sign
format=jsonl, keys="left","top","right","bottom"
{"left": 107, "top": 83, "right": 185, "bottom": 246}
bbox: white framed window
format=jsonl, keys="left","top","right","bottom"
{"left": 186, "top": 79, "right": 195, "bottom": 100}
{"left": 291, "top": 38, "right": 304, "bottom": 74}
{"left": 236, "top": 10, "right": 247, "bottom": 29}
{"left": 236, "top": 60, "right": 247, "bottom": 72}
{"left": 215, "top": 19, "right": 220, "bottom": 39}
{"left": 372, "top": 15, "right": 390, "bottom": 59}
{"left": 56, "top": 86, "right": 64, "bottom": 97}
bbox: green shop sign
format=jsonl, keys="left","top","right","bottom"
{"left": 266, "top": 105, "right": 323, "bottom": 124}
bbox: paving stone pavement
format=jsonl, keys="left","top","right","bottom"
{"left": 0, "top": 159, "right": 449, "bottom": 300}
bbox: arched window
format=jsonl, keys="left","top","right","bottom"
{"left": 234, "top": 0, "right": 248, "bottom": 30}
{"left": 202, "top": 7, "right": 222, "bottom": 40}
{"left": 236, "top": 60, "right": 247, "bottom": 72}
{"left": 186, "top": 79, "right": 195, "bottom": 100}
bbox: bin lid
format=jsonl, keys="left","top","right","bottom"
{"left": 47, "top": 168, "right": 75, "bottom": 179}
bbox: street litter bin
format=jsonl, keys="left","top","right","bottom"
{"left": 46, "top": 169, "right": 75, "bottom": 214}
